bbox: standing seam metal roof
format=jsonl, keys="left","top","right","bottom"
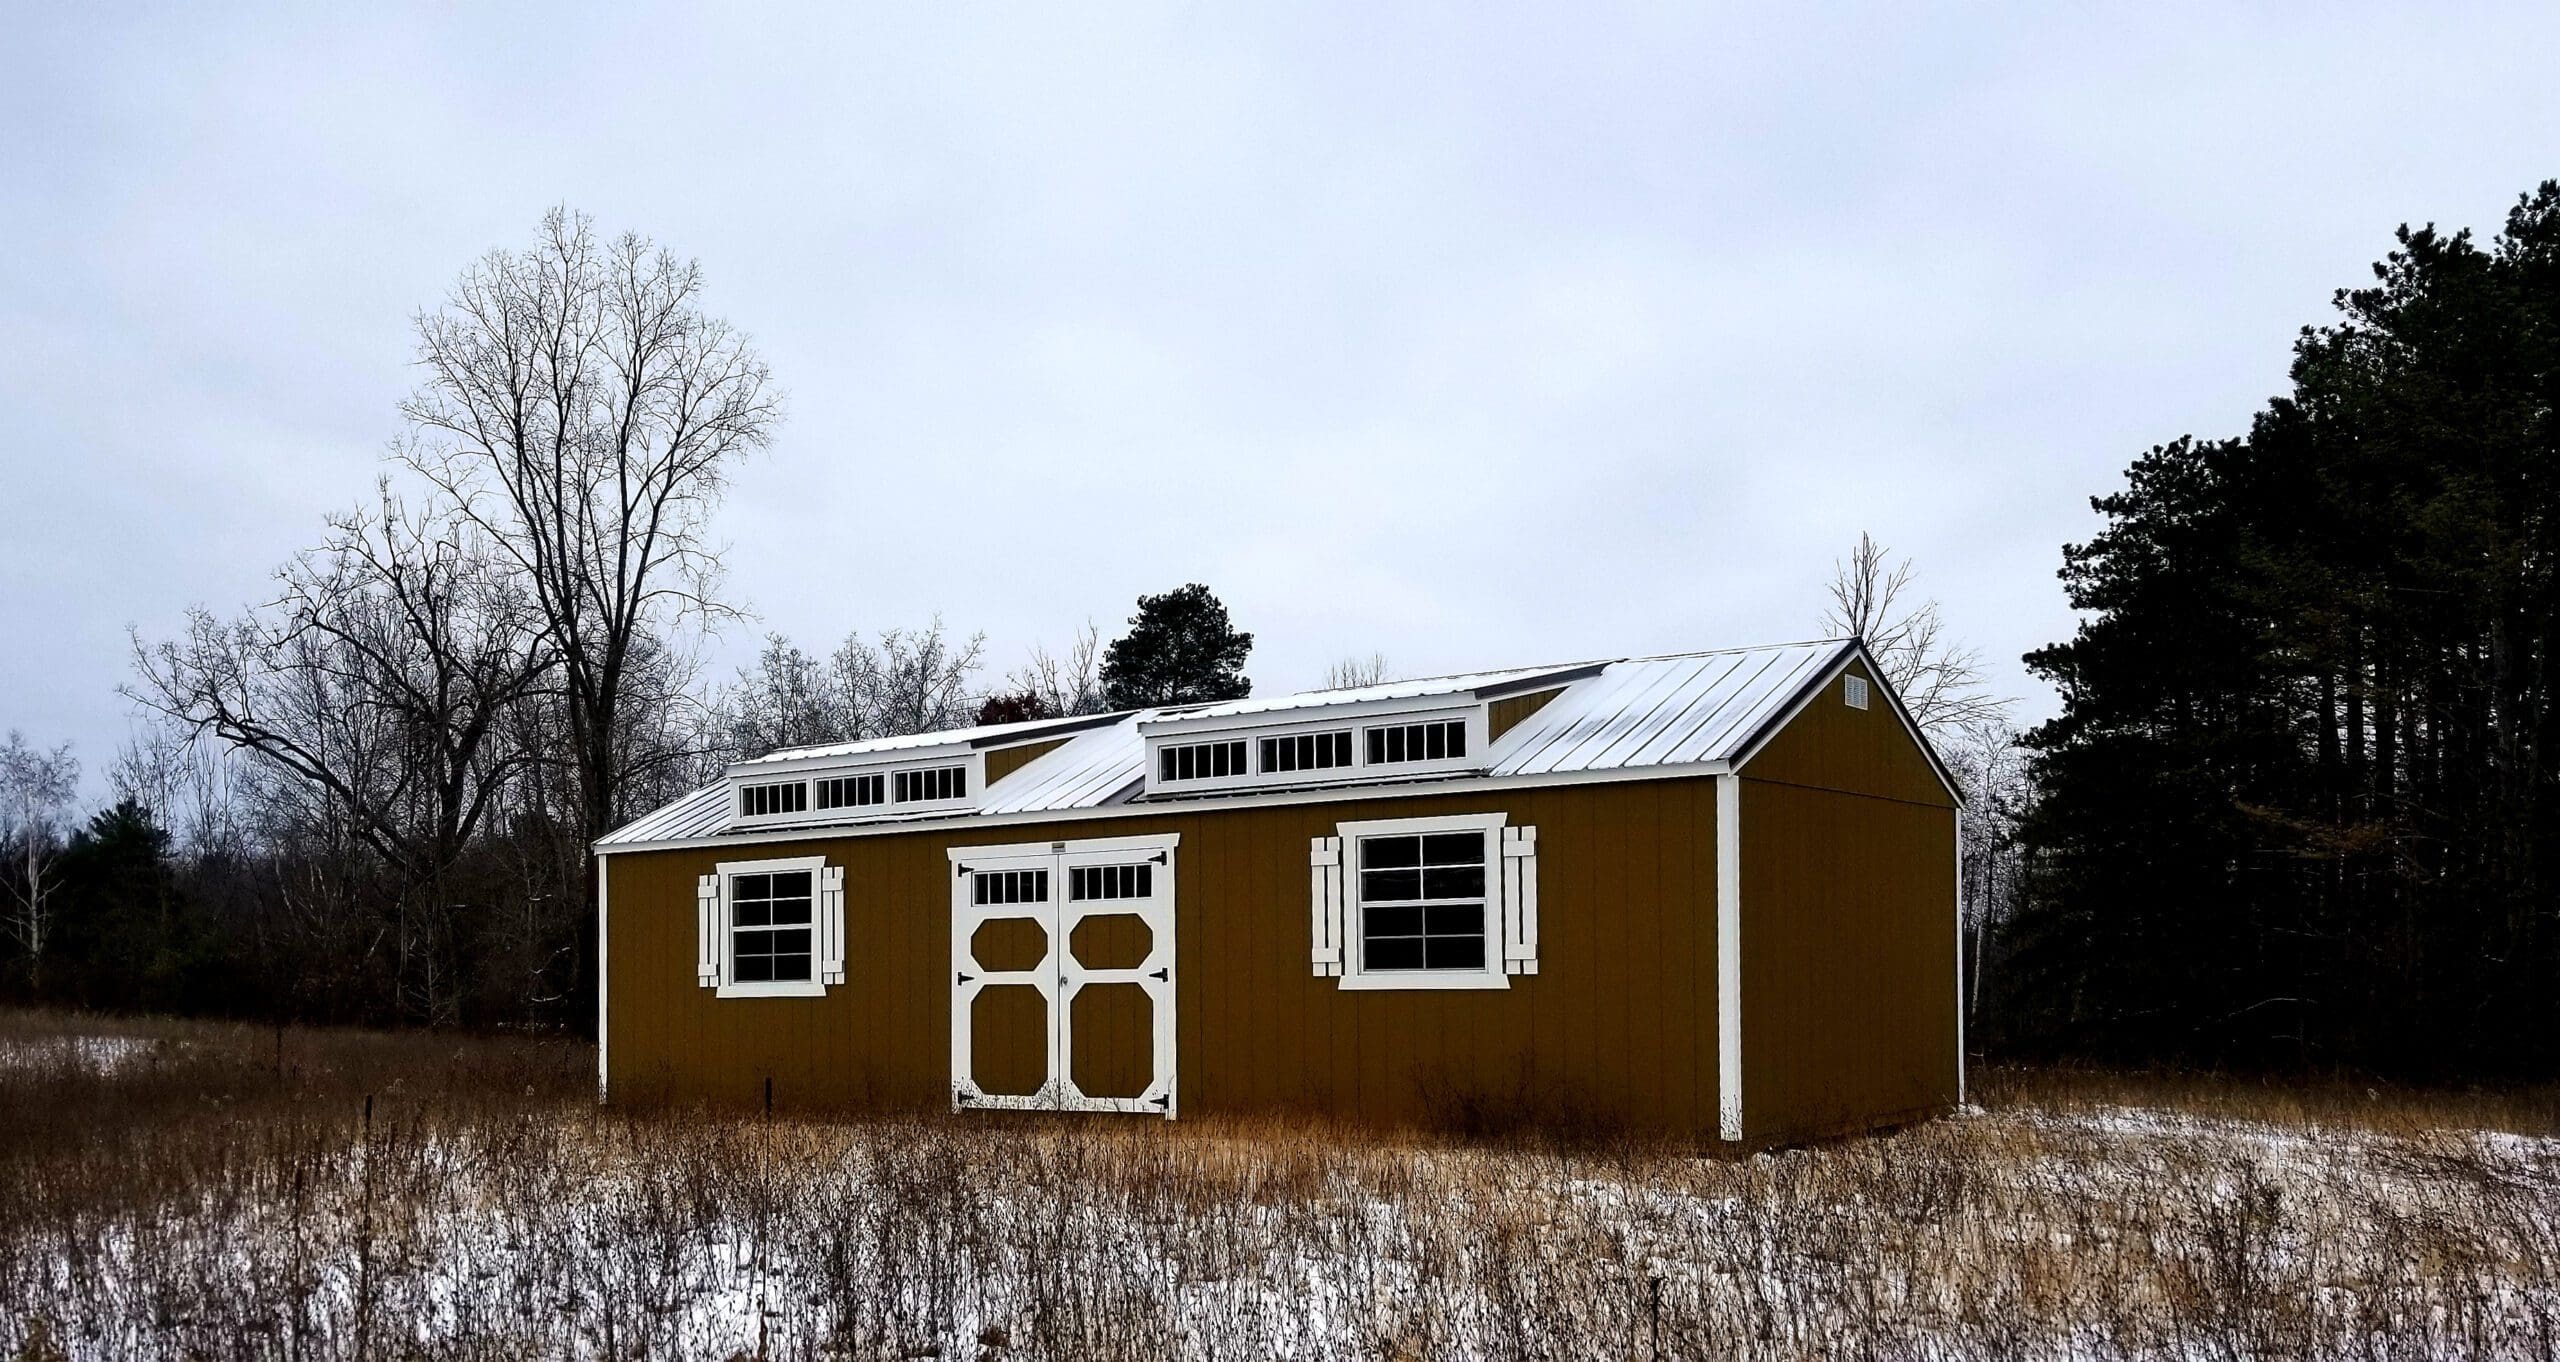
{"left": 596, "top": 639, "right": 1862, "bottom": 848}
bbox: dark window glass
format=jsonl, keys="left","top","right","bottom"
{"left": 730, "top": 868, "right": 816, "bottom": 984}
{"left": 1357, "top": 828, "right": 1491, "bottom": 973}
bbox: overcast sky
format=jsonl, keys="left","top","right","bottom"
{"left": 5, "top": 4, "right": 2556, "bottom": 795}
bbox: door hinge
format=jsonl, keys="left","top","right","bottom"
{"left": 1149, "top": 1094, "right": 1171, "bottom": 1109}
{"left": 1150, "top": 967, "right": 1169, "bottom": 982}
{"left": 956, "top": 971, "right": 974, "bottom": 985}
{"left": 1150, "top": 850, "right": 1168, "bottom": 864}
{"left": 955, "top": 863, "right": 970, "bottom": 878}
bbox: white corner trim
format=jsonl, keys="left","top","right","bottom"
{"left": 711, "top": 854, "right": 831, "bottom": 999}
{"left": 595, "top": 852, "right": 609, "bottom": 1104}
{"left": 1954, "top": 806, "right": 1968, "bottom": 1107}
{"left": 1717, "top": 773, "right": 1742, "bottom": 1142}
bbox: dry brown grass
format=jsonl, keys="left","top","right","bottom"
{"left": 2, "top": 1009, "right": 2554, "bottom": 1360}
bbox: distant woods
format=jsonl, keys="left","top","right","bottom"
{"left": 1991, "top": 181, "right": 2560, "bottom": 1078}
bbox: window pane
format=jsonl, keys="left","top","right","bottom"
{"left": 771, "top": 871, "right": 811, "bottom": 899}
{"left": 1365, "top": 937, "right": 1426, "bottom": 970}
{"left": 1362, "top": 836, "right": 1420, "bottom": 869}
{"left": 735, "top": 899, "right": 770, "bottom": 928}
{"left": 771, "top": 897, "right": 811, "bottom": 926}
{"left": 1364, "top": 905, "right": 1424, "bottom": 938}
{"left": 1425, "top": 935, "right": 1486, "bottom": 970}
{"left": 733, "top": 873, "right": 769, "bottom": 900}
{"left": 735, "top": 954, "right": 774, "bottom": 983}
{"left": 1424, "top": 903, "right": 1483, "bottom": 936}
{"left": 772, "top": 952, "right": 812, "bottom": 981}
{"left": 1423, "top": 866, "right": 1485, "bottom": 899}
{"left": 1361, "top": 868, "right": 1421, "bottom": 901}
{"left": 1421, "top": 832, "right": 1483, "bottom": 866}
{"left": 771, "top": 928, "right": 811, "bottom": 955}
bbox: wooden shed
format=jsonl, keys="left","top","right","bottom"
{"left": 595, "top": 638, "right": 1962, "bottom": 1145}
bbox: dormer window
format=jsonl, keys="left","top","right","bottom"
{"left": 1159, "top": 739, "right": 1247, "bottom": 782}
{"left": 1260, "top": 731, "right": 1352, "bottom": 773}
{"left": 895, "top": 765, "right": 968, "bottom": 804}
{"left": 816, "top": 773, "right": 885, "bottom": 810}
{"left": 740, "top": 780, "right": 807, "bottom": 817}
{"left": 1365, "top": 719, "right": 1467, "bottom": 765}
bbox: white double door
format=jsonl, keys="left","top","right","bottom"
{"left": 947, "top": 833, "right": 1177, "bottom": 1117}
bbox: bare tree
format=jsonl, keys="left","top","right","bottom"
{"left": 1006, "top": 621, "right": 1110, "bottom": 717}
{"left": 132, "top": 492, "right": 556, "bottom": 1022}
{"left": 723, "top": 634, "right": 846, "bottom": 756}
{"left": 0, "top": 732, "right": 79, "bottom": 986}
{"left": 397, "top": 207, "right": 780, "bottom": 865}
{"left": 1943, "top": 716, "right": 2030, "bottom": 1018}
{"left": 835, "top": 618, "right": 987, "bottom": 738}
{"left": 109, "top": 721, "right": 246, "bottom": 863}
{"left": 1821, "top": 531, "right": 2005, "bottom": 734}
{"left": 1323, "top": 653, "right": 1391, "bottom": 690}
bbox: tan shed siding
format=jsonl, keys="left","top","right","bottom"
{"left": 1734, "top": 655, "right": 1960, "bottom": 1143}
{"left": 605, "top": 778, "right": 1725, "bottom": 1133}
{"left": 1486, "top": 687, "right": 1566, "bottom": 742}
{"left": 983, "top": 738, "right": 1071, "bottom": 787}
{"left": 1741, "top": 659, "right": 1955, "bottom": 810}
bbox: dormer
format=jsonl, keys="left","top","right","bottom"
{"left": 1135, "top": 663, "right": 1601, "bottom": 799}
{"left": 722, "top": 713, "right": 1117, "bottom": 832}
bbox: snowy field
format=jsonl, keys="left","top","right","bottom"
{"left": 1, "top": 1013, "right": 2553, "bottom": 1360}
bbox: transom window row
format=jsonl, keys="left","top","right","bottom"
{"left": 1366, "top": 719, "right": 1466, "bottom": 765}
{"left": 816, "top": 773, "right": 884, "bottom": 810}
{"left": 1159, "top": 739, "right": 1247, "bottom": 782}
{"left": 1261, "top": 730, "right": 1353, "bottom": 773}
{"left": 895, "top": 766, "right": 968, "bottom": 803}
{"left": 974, "top": 868, "right": 1049, "bottom": 906}
{"left": 1070, "top": 863, "right": 1153, "bottom": 901}
{"left": 739, "top": 781, "right": 807, "bottom": 817}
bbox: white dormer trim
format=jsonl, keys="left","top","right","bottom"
{"left": 727, "top": 746, "right": 988, "bottom": 832}
{"left": 1139, "top": 702, "right": 1488, "bottom": 799}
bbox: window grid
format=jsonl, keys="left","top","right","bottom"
{"left": 1159, "top": 739, "right": 1248, "bottom": 782}
{"left": 1364, "top": 719, "right": 1468, "bottom": 766}
{"left": 1260, "top": 730, "right": 1353, "bottom": 774}
{"left": 1843, "top": 674, "right": 1871, "bottom": 710}
{"left": 815, "top": 772, "right": 885, "bottom": 810}
{"left": 973, "top": 868, "right": 1050, "bottom": 906}
{"left": 1069, "top": 863, "right": 1153, "bottom": 901}
{"left": 1357, "top": 831, "right": 1489, "bottom": 972}
{"left": 894, "top": 765, "right": 968, "bottom": 804}
{"left": 739, "top": 781, "right": 808, "bottom": 817}
{"left": 729, "top": 870, "right": 814, "bottom": 983}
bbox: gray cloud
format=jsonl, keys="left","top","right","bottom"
{"left": 6, "top": 3, "right": 2558, "bottom": 792}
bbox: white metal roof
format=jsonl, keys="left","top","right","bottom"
{"left": 732, "top": 712, "right": 1122, "bottom": 767}
{"left": 596, "top": 638, "right": 1870, "bottom": 849}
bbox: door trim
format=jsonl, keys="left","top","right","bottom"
{"left": 948, "top": 832, "right": 1180, "bottom": 1118}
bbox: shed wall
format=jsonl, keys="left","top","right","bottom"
{"left": 606, "top": 777, "right": 1724, "bottom": 1134}
{"left": 1737, "top": 658, "right": 1960, "bottom": 1141}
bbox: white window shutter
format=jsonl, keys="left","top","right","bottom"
{"left": 1502, "top": 825, "right": 1539, "bottom": 975}
{"left": 696, "top": 873, "right": 722, "bottom": 988}
{"left": 1308, "top": 836, "right": 1344, "bottom": 977}
{"left": 819, "top": 865, "right": 846, "bottom": 987}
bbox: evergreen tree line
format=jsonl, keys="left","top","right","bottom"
{"left": 1988, "top": 182, "right": 2560, "bottom": 1078}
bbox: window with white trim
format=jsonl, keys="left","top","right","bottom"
{"left": 1159, "top": 738, "right": 1247, "bottom": 782}
{"left": 1260, "top": 730, "right": 1352, "bottom": 773}
{"left": 1309, "top": 812, "right": 1529, "bottom": 989}
{"left": 739, "top": 780, "right": 807, "bottom": 817}
{"left": 1358, "top": 830, "right": 1487, "bottom": 971}
{"left": 699, "top": 855, "right": 842, "bottom": 998}
{"left": 893, "top": 765, "right": 967, "bottom": 804}
{"left": 1365, "top": 718, "right": 1466, "bottom": 765}
{"left": 1842, "top": 674, "right": 1870, "bottom": 709}
{"left": 816, "top": 772, "right": 884, "bottom": 810}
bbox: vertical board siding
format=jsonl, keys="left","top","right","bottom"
{"left": 1735, "top": 658, "right": 1961, "bottom": 1142}
{"left": 607, "top": 779, "right": 1730, "bottom": 1135}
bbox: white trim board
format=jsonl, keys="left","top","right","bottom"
{"left": 598, "top": 758, "right": 1737, "bottom": 857}
{"left": 1716, "top": 773, "right": 1742, "bottom": 1143}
